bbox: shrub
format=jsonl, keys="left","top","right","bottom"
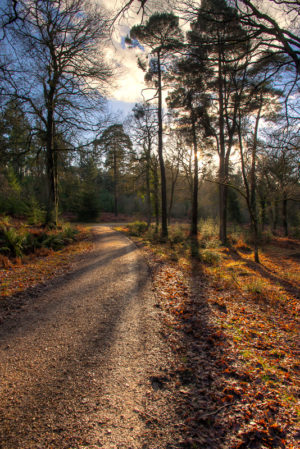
{"left": 128, "top": 221, "right": 148, "bottom": 236}
{"left": 0, "top": 223, "right": 80, "bottom": 259}
{"left": 0, "top": 215, "right": 11, "bottom": 227}
{"left": 169, "top": 224, "right": 187, "bottom": 244}
{"left": 244, "top": 278, "right": 265, "bottom": 295}
{"left": 0, "top": 225, "right": 27, "bottom": 257}
{"left": 26, "top": 198, "right": 46, "bottom": 225}
{"left": 199, "top": 249, "right": 221, "bottom": 265}
{"left": 61, "top": 224, "right": 79, "bottom": 242}
{"left": 199, "top": 218, "right": 218, "bottom": 239}
{"left": 42, "top": 234, "right": 65, "bottom": 251}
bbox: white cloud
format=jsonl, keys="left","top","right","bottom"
{"left": 97, "top": 0, "right": 147, "bottom": 103}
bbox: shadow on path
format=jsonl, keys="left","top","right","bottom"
{"left": 0, "top": 227, "right": 148, "bottom": 449}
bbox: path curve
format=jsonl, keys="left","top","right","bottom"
{"left": 0, "top": 226, "right": 177, "bottom": 449}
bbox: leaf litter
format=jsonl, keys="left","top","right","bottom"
{"left": 134, "top": 235, "right": 299, "bottom": 449}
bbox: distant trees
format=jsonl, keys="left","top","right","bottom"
{"left": 98, "top": 124, "right": 132, "bottom": 216}
{"left": 263, "top": 130, "right": 300, "bottom": 236}
{"left": 0, "top": 100, "right": 33, "bottom": 175}
{"left": 131, "top": 103, "right": 158, "bottom": 228}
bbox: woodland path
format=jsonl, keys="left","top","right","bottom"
{"left": 0, "top": 226, "right": 178, "bottom": 449}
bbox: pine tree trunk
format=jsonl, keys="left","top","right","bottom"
{"left": 191, "top": 117, "right": 199, "bottom": 237}
{"left": 146, "top": 150, "right": 151, "bottom": 228}
{"left": 253, "top": 218, "right": 260, "bottom": 263}
{"left": 250, "top": 101, "right": 262, "bottom": 262}
{"left": 272, "top": 200, "right": 279, "bottom": 233}
{"left": 53, "top": 128, "right": 59, "bottom": 225}
{"left": 157, "top": 51, "right": 168, "bottom": 238}
{"left": 168, "top": 179, "right": 176, "bottom": 225}
{"left": 260, "top": 198, "right": 266, "bottom": 231}
{"left": 153, "top": 161, "right": 159, "bottom": 233}
{"left": 218, "top": 50, "right": 227, "bottom": 244}
{"left": 113, "top": 151, "right": 118, "bottom": 216}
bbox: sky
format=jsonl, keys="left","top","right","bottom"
{"left": 101, "top": 0, "right": 179, "bottom": 119}
{"left": 101, "top": 0, "right": 149, "bottom": 119}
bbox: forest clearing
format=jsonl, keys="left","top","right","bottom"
{"left": 0, "top": 0, "right": 299, "bottom": 447}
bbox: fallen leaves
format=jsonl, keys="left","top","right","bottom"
{"left": 130, "top": 230, "right": 300, "bottom": 449}
{"left": 0, "top": 227, "right": 93, "bottom": 298}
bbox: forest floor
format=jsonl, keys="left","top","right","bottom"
{"left": 0, "top": 224, "right": 299, "bottom": 448}
{"left": 115, "top": 224, "right": 299, "bottom": 449}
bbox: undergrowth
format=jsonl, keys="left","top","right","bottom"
{"left": 0, "top": 217, "right": 81, "bottom": 263}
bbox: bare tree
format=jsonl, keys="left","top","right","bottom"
{"left": 5, "top": 0, "right": 113, "bottom": 225}
{"left": 235, "top": 0, "right": 300, "bottom": 75}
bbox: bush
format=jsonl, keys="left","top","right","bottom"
{"left": 0, "top": 215, "right": 11, "bottom": 227}
{"left": 199, "top": 249, "right": 221, "bottom": 265}
{"left": 26, "top": 198, "right": 46, "bottom": 225}
{"left": 42, "top": 234, "right": 65, "bottom": 251}
{"left": 0, "top": 195, "right": 28, "bottom": 217}
{"left": 169, "top": 224, "right": 188, "bottom": 244}
{"left": 199, "top": 218, "right": 218, "bottom": 239}
{"left": 128, "top": 221, "right": 148, "bottom": 236}
{"left": 0, "top": 225, "right": 27, "bottom": 257}
{"left": 61, "top": 224, "right": 78, "bottom": 242}
{"left": 0, "top": 223, "right": 80, "bottom": 259}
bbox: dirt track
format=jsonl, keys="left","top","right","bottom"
{"left": 0, "top": 226, "right": 179, "bottom": 449}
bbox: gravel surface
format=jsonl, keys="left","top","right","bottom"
{"left": 0, "top": 226, "right": 180, "bottom": 449}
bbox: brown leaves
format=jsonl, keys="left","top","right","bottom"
{"left": 0, "top": 227, "right": 93, "bottom": 298}
{"left": 133, "top": 230, "right": 299, "bottom": 449}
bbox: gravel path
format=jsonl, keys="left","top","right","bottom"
{"left": 0, "top": 227, "right": 179, "bottom": 449}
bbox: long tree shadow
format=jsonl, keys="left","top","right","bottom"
{"left": 149, "top": 239, "right": 249, "bottom": 448}
{"left": 165, "top": 241, "right": 293, "bottom": 448}
{"left": 0, "top": 230, "right": 137, "bottom": 325}
{"left": 152, "top": 237, "right": 288, "bottom": 448}
{"left": 174, "top": 258, "right": 231, "bottom": 447}
{"left": 230, "top": 249, "right": 300, "bottom": 300}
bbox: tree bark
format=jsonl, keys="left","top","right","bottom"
{"left": 272, "top": 200, "right": 279, "bottom": 233}
{"left": 218, "top": 48, "right": 227, "bottom": 244}
{"left": 45, "top": 102, "right": 57, "bottom": 226}
{"left": 152, "top": 159, "right": 159, "bottom": 233}
{"left": 157, "top": 51, "right": 168, "bottom": 238}
{"left": 260, "top": 197, "right": 266, "bottom": 231}
{"left": 113, "top": 151, "right": 118, "bottom": 216}
{"left": 145, "top": 146, "right": 151, "bottom": 228}
{"left": 191, "top": 116, "right": 199, "bottom": 237}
